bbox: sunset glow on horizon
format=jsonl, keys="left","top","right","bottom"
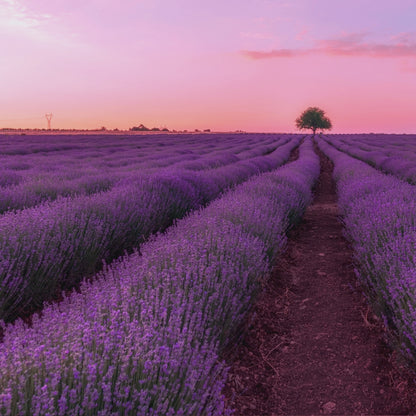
{"left": 1, "top": 0, "right": 415, "bottom": 133}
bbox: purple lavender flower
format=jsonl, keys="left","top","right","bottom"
{"left": 0, "top": 135, "right": 317, "bottom": 415}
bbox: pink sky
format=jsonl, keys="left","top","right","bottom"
{"left": 1, "top": 0, "right": 415, "bottom": 132}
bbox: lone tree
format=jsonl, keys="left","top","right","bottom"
{"left": 295, "top": 106, "right": 332, "bottom": 136}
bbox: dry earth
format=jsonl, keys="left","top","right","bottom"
{"left": 223, "top": 144, "right": 416, "bottom": 415}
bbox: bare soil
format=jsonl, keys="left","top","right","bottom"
{"left": 223, "top": 145, "right": 416, "bottom": 415}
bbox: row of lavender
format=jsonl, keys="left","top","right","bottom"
{"left": 0, "top": 134, "right": 289, "bottom": 213}
{"left": 0, "top": 136, "right": 300, "bottom": 322}
{"left": 0, "top": 133, "right": 281, "bottom": 158}
{"left": 0, "top": 134, "right": 285, "bottom": 179}
{"left": 0, "top": 134, "right": 283, "bottom": 182}
{"left": 317, "top": 138, "right": 416, "bottom": 366}
{"left": 321, "top": 134, "right": 416, "bottom": 184}
{"left": 0, "top": 138, "right": 319, "bottom": 415}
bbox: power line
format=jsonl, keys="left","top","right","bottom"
{"left": 45, "top": 113, "right": 53, "bottom": 130}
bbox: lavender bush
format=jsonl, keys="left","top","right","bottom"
{"left": 322, "top": 134, "right": 416, "bottom": 184}
{"left": 0, "top": 134, "right": 290, "bottom": 213}
{"left": 317, "top": 137, "right": 416, "bottom": 366}
{"left": 0, "top": 137, "right": 318, "bottom": 415}
{"left": 0, "top": 135, "right": 301, "bottom": 322}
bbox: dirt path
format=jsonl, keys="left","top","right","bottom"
{"left": 223, "top": 146, "right": 416, "bottom": 415}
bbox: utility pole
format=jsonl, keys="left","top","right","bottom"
{"left": 45, "top": 113, "right": 53, "bottom": 130}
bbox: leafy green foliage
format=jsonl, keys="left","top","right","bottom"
{"left": 296, "top": 107, "right": 332, "bottom": 135}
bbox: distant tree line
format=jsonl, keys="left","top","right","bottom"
{"left": 130, "top": 124, "right": 211, "bottom": 133}
{"left": 130, "top": 124, "right": 169, "bottom": 132}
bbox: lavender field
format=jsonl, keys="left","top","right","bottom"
{"left": 0, "top": 132, "right": 315, "bottom": 414}
{"left": 2, "top": 133, "right": 416, "bottom": 415}
{"left": 318, "top": 135, "right": 416, "bottom": 367}
{"left": 321, "top": 134, "right": 416, "bottom": 184}
{"left": 0, "top": 133, "right": 299, "bottom": 322}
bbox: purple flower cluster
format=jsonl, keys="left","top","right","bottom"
{"left": 321, "top": 134, "right": 416, "bottom": 184}
{"left": 317, "top": 137, "right": 416, "bottom": 365}
{"left": 0, "top": 134, "right": 291, "bottom": 212}
{"left": 0, "top": 134, "right": 301, "bottom": 322}
{"left": 0, "top": 138, "right": 318, "bottom": 415}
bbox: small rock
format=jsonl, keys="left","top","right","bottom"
{"left": 318, "top": 253, "right": 325, "bottom": 256}
{"left": 322, "top": 401, "right": 336, "bottom": 414}
{"left": 380, "top": 389, "right": 385, "bottom": 394}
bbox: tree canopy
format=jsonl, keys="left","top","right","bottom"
{"left": 295, "top": 107, "right": 332, "bottom": 135}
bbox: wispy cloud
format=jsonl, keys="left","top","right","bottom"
{"left": 0, "top": 0, "right": 51, "bottom": 32}
{"left": 241, "top": 32, "right": 416, "bottom": 59}
{"left": 391, "top": 31, "right": 416, "bottom": 44}
{"left": 0, "top": 0, "right": 91, "bottom": 51}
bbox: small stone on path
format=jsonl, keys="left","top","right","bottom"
{"left": 322, "top": 401, "right": 336, "bottom": 414}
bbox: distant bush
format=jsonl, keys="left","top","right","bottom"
{"left": 130, "top": 125, "right": 170, "bottom": 132}
{"left": 130, "top": 124, "right": 150, "bottom": 131}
